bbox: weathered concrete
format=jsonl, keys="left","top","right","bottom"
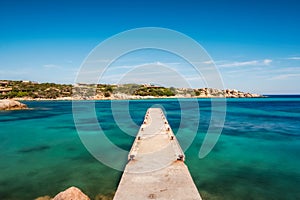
{"left": 113, "top": 108, "right": 202, "bottom": 200}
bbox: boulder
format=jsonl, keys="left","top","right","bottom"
{"left": 0, "top": 99, "right": 27, "bottom": 110}
{"left": 52, "top": 186, "right": 90, "bottom": 200}
{"left": 35, "top": 196, "right": 52, "bottom": 200}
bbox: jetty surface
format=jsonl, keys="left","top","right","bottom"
{"left": 113, "top": 108, "right": 202, "bottom": 200}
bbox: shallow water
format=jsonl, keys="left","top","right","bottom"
{"left": 0, "top": 98, "right": 299, "bottom": 199}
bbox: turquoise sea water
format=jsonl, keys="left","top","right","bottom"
{"left": 0, "top": 97, "right": 299, "bottom": 200}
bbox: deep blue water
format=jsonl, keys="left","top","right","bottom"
{"left": 0, "top": 98, "right": 299, "bottom": 200}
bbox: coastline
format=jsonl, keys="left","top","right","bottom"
{"left": 1, "top": 80, "right": 264, "bottom": 101}
{"left": 12, "top": 94, "right": 265, "bottom": 101}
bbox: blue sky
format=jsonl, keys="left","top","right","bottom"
{"left": 0, "top": 0, "right": 300, "bottom": 94}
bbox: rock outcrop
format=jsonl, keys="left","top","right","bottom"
{"left": 223, "top": 89, "right": 262, "bottom": 98}
{"left": 35, "top": 196, "right": 52, "bottom": 200}
{"left": 196, "top": 88, "right": 263, "bottom": 98}
{"left": 52, "top": 187, "right": 90, "bottom": 200}
{"left": 0, "top": 99, "right": 28, "bottom": 110}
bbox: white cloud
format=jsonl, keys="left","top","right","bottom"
{"left": 263, "top": 59, "right": 272, "bottom": 65}
{"left": 273, "top": 67, "right": 300, "bottom": 73}
{"left": 192, "top": 60, "right": 226, "bottom": 65}
{"left": 287, "top": 57, "right": 300, "bottom": 60}
{"left": 43, "top": 64, "right": 61, "bottom": 69}
{"left": 202, "top": 60, "right": 213, "bottom": 64}
{"left": 269, "top": 73, "right": 300, "bottom": 80}
{"left": 155, "top": 61, "right": 165, "bottom": 66}
{"left": 217, "top": 59, "right": 272, "bottom": 68}
{"left": 85, "top": 59, "right": 111, "bottom": 64}
{"left": 218, "top": 60, "right": 259, "bottom": 67}
{"left": 108, "top": 61, "right": 182, "bottom": 71}
{"left": 108, "top": 65, "right": 136, "bottom": 70}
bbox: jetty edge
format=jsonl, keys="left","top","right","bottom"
{"left": 113, "top": 108, "right": 202, "bottom": 200}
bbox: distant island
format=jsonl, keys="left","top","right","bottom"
{"left": 0, "top": 80, "right": 263, "bottom": 100}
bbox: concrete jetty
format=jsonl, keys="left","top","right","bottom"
{"left": 113, "top": 108, "right": 202, "bottom": 200}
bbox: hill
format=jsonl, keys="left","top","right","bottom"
{"left": 0, "top": 80, "right": 263, "bottom": 100}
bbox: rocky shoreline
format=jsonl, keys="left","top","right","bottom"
{"left": 1, "top": 80, "right": 264, "bottom": 100}
{"left": 0, "top": 99, "right": 28, "bottom": 110}
{"left": 0, "top": 88, "right": 264, "bottom": 109}
{"left": 11, "top": 88, "right": 264, "bottom": 101}
{"left": 35, "top": 186, "right": 114, "bottom": 200}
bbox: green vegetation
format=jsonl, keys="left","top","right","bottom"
{"left": 0, "top": 80, "right": 261, "bottom": 99}
{"left": 133, "top": 86, "right": 175, "bottom": 96}
{"left": 0, "top": 80, "right": 72, "bottom": 99}
{"left": 114, "top": 84, "right": 140, "bottom": 95}
{"left": 0, "top": 81, "right": 177, "bottom": 99}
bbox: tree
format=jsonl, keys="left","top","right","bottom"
{"left": 104, "top": 92, "right": 111, "bottom": 97}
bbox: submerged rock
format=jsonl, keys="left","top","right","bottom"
{"left": 35, "top": 196, "right": 52, "bottom": 200}
{"left": 94, "top": 192, "right": 115, "bottom": 200}
{"left": 0, "top": 99, "right": 28, "bottom": 110}
{"left": 52, "top": 186, "right": 90, "bottom": 200}
{"left": 18, "top": 145, "right": 50, "bottom": 153}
